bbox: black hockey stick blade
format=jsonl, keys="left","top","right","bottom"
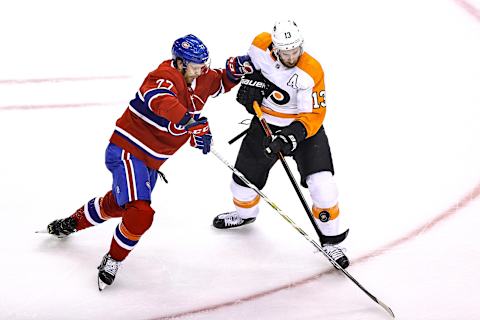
{"left": 320, "top": 229, "right": 349, "bottom": 246}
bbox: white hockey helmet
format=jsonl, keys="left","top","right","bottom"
{"left": 271, "top": 20, "right": 304, "bottom": 51}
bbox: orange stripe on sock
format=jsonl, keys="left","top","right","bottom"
{"left": 312, "top": 203, "right": 340, "bottom": 220}
{"left": 233, "top": 195, "right": 260, "bottom": 209}
{"left": 119, "top": 223, "right": 142, "bottom": 241}
{"left": 98, "top": 197, "right": 112, "bottom": 220}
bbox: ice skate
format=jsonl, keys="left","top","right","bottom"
{"left": 213, "top": 211, "right": 256, "bottom": 229}
{"left": 41, "top": 217, "right": 77, "bottom": 239}
{"left": 97, "top": 253, "right": 121, "bottom": 291}
{"left": 322, "top": 243, "right": 349, "bottom": 269}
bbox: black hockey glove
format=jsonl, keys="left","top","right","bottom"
{"left": 236, "top": 70, "right": 271, "bottom": 115}
{"left": 265, "top": 121, "right": 307, "bottom": 156}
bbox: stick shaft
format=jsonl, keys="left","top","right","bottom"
{"left": 252, "top": 101, "right": 326, "bottom": 241}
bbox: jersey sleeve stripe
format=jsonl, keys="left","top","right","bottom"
{"left": 297, "top": 111, "right": 326, "bottom": 138}
{"left": 260, "top": 106, "right": 298, "bottom": 118}
{"left": 128, "top": 103, "right": 169, "bottom": 132}
{"left": 143, "top": 88, "right": 176, "bottom": 111}
{"left": 210, "top": 69, "right": 226, "bottom": 97}
{"left": 143, "top": 88, "right": 176, "bottom": 99}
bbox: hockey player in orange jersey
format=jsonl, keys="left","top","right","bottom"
{"left": 42, "top": 34, "right": 253, "bottom": 290}
{"left": 213, "top": 20, "right": 350, "bottom": 268}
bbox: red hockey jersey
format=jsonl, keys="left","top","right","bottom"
{"left": 110, "top": 60, "right": 237, "bottom": 169}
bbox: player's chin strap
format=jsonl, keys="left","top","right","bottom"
{"left": 210, "top": 146, "right": 395, "bottom": 319}
{"left": 252, "top": 101, "right": 349, "bottom": 245}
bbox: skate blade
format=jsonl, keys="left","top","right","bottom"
{"left": 98, "top": 277, "right": 108, "bottom": 291}
{"left": 35, "top": 229, "right": 68, "bottom": 239}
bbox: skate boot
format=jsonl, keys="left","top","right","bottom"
{"left": 213, "top": 211, "right": 256, "bottom": 229}
{"left": 322, "top": 244, "right": 349, "bottom": 269}
{"left": 47, "top": 217, "right": 77, "bottom": 238}
{"left": 97, "top": 253, "right": 121, "bottom": 291}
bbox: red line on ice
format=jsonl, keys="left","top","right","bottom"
{"left": 453, "top": 0, "right": 480, "bottom": 21}
{"left": 0, "top": 75, "right": 129, "bottom": 85}
{"left": 151, "top": 182, "right": 480, "bottom": 320}
{"left": 0, "top": 75, "right": 129, "bottom": 111}
{"left": 0, "top": 102, "right": 120, "bottom": 111}
{"left": 3, "top": 3, "right": 477, "bottom": 315}
{"left": 150, "top": 3, "right": 480, "bottom": 317}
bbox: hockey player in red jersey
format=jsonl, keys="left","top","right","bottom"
{"left": 44, "top": 34, "right": 253, "bottom": 290}
{"left": 213, "top": 20, "right": 350, "bottom": 268}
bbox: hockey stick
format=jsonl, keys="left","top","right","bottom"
{"left": 252, "top": 101, "right": 348, "bottom": 245}
{"left": 228, "top": 119, "right": 252, "bottom": 144}
{"left": 210, "top": 147, "right": 395, "bottom": 318}
{"left": 228, "top": 127, "right": 249, "bottom": 145}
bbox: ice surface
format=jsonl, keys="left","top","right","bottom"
{"left": 0, "top": 0, "right": 479, "bottom": 319}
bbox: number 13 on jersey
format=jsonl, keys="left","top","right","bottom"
{"left": 312, "top": 90, "right": 326, "bottom": 109}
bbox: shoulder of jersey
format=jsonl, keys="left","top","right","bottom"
{"left": 202, "top": 67, "right": 222, "bottom": 79}
{"left": 152, "top": 60, "right": 183, "bottom": 82}
{"left": 296, "top": 52, "right": 324, "bottom": 84}
{"left": 252, "top": 32, "right": 272, "bottom": 51}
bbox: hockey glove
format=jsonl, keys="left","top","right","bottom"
{"left": 265, "top": 121, "right": 307, "bottom": 156}
{"left": 236, "top": 70, "right": 271, "bottom": 115}
{"left": 225, "top": 55, "right": 254, "bottom": 83}
{"left": 184, "top": 117, "right": 212, "bottom": 154}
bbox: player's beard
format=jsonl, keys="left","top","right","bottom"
{"left": 185, "top": 74, "right": 198, "bottom": 85}
{"left": 184, "top": 70, "right": 201, "bottom": 85}
{"left": 279, "top": 56, "right": 298, "bottom": 68}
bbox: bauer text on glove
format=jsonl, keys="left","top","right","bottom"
{"left": 236, "top": 71, "right": 271, "bottom": 114}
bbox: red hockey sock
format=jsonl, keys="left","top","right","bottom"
{"left": 70, "top": 191, "right": 123, "bottom": 231}
{"left": 70, "top": 204, "right": 94, "bottom": 231}
{"left": 108, "top": 200, "right": 155, "bottom": 261}
{"left": 100, "top": 190, "right": 124, "bottom": 218}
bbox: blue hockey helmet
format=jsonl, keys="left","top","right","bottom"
{"left": 172, "top": 34, "right": 210, "bottom": 67}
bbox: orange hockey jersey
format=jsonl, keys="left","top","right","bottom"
{"left": 248, "top": 32, "right": 327, "bottom": 138}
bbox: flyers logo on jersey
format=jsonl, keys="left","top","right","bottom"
{"left": 269, "top": 88, "right": 290, "bottom": 105}
{"left": 241, "top": 78, "right": 290, "bottom": 105}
